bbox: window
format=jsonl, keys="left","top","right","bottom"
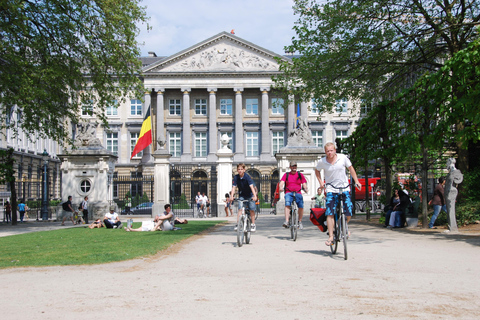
{"left": 312, "top": 131, "right": 323, "bottom": 148}
{"left": 106, "top": 100, "right": 118, "bottom": 116}
{"left": 130, "top": 132, "right": 142, "bottom": 158}
{"left": 246, "top": 99, "right": 258, "bottom": 115}
{"left": 272, "top": 131, "right": 284, "bottom": 155}
{"left": 169, "top": 132, "right": 182, "bottom": 157}
{"left": 106, "top": 132, "right": 118, "bottom": 155}
{"left": 82, "top": 101, "right": 93, "bottom": 116}
{"left": 220, "top": 132, "right": 233, "bottom": 150}
{"left": 169, "top": 99, "right": 181, "bottom": 116}
{"left": 336, "top": 98, "right": 348, "bottom": 114}
{"left": 195, "top": 99, "right": 207, "bottom": 115}
{"left": 271, "top": 98, "right": 284, "bottom": 115}
{"left": 80, "top": 179, "right": 92, "bottom": 193}
{"left": 130, "top": 99, "right": 142, "bottom": 116}
{"left": 361, "top": 100, "right": 373, "bottom": 115}
{"left": 311, "top": 98, "right": 323, "bottom": 115}
{"left": 220, "top": 99, "right": 232, "bottom": 115}
{"left": 195, "top": 132, "right": 207, "bottom": 157}
{"left": 336, "top": 130, "right": 348, "bottom": 141}
{"left": 246, "top": 132, "right": 259, "bottom": 156}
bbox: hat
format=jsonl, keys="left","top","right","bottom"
{"left": 290, "top": 161, "right": 297, "bottom": 166}
{"left": 109, "top": 205, "right": 116, "bottom": 211}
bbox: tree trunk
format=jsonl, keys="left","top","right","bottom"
{"left": 422, "top": 147, "right": 429, "bottom": 228}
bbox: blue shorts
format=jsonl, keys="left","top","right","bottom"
{"left": 325, "top": 192, "right": 353, "bottom": 217}
{"left": 237, "top": 197, "right": 256, "bottom": 212}
{"left": 285, "top": 192, "right": 304, "bottom": 209}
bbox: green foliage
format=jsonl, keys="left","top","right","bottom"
{"left": 460, "top": 167, "right": 480, "bottom": 202}
{"left": 257, "top": 192, "right": 264, "bottom": 203}
{"left": 0, "top": 0, "right": 149, "bottom": 146}
{"left": 0, "top": 220, "right": 223, "bottom": 268}
{"left": 432, "top": 201, "right": 480, "bottom": 227}
{"left": 173, "top": 194, "right": 190, "bottom": 210}
{"left": 141, "top": 192, "right": 149, "bottom": 203}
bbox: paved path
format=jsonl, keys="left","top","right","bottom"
{"left": 1, "top": 214, "right": 479, "bottom": 319}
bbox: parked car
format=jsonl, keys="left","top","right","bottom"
{"left": 121, "top": 202, "right": 153, "bottom": 215}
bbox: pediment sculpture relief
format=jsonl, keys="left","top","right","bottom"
{"left": 166, "top": 45, "right": 278, "bottom": 72}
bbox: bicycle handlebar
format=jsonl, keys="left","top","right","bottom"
{"left": 324, "top": 182, "right": 350, "bottom": 191}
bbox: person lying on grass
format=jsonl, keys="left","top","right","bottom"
{"left": 125, "top": 204, "right": 188, "bottom": 232}
{"left": 88, "top": 219, "right": 104, "bottom": 229}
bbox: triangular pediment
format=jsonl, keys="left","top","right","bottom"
{"left": 143, "top": 32, "right": 290, "bottom": 73}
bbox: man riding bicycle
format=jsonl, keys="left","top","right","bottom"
{"left": 279, "top": 161, "right": 308, "bottom": 229}
{"left": 315, "top": 142, "right": 361, "bottom": 246}
{"left": 230, "top": 163, "right": 258, "bottom": 232}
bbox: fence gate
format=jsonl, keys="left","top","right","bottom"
{"left": 113, "top": 173, "right": 154, "bottom": 213}
{"left": 170, "top": 165, "right": 217, "bottom": 218}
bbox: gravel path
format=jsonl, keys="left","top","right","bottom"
{"left": 1, "top": 214, "right": 479, "bottom": 320}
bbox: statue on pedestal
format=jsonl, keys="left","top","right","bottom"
{"left": 444, "top": 158, "right": 463, "bottom": 232}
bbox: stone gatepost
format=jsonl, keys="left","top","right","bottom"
{"left": 152, "top": 144, "right": 172, "bottom": 217}
{"left": 275, "top": 117, "right": 324, "bottom": 213}
{"left": 58, "top": 122, "right": 117, "bottom": 221}
{"left": 217, "top": 134, "right": 234, "bottom": 217}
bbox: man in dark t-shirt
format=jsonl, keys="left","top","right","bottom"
{"left": 230, "top": 163, "right": 258, "bottom": 232}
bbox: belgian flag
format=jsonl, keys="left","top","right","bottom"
{"left": 130, "top": 105, "right": 152, "bottom": 159}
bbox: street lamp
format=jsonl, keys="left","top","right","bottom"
{"left": 41, "top": 149, "right": 49, "bottom": 221}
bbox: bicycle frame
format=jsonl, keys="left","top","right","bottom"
{"left": 235, "top": 199, "right": 252, "bottom": 247}
{"left": 325, "top": 183, "right": 349, "bottom": 260}
{"left": 289, "top": 192, "right": 299, "bottom": 241}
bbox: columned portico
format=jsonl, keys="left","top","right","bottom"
{"left": 207, "top": 88, "right": 217, "bottom": 162}
{"left": 141, "top": 90, "right": 153, "bottom": 164}
{"left": 260, "top": 88, "right": 271, "bottom": 161}
{"left": 155, "top": 88, "right": 166, "bottom": 146}
{"left": 234, "top": 88, "right": 244, "bottom": 162}
{"left": 181, "top": 88, "right": 192, "bottom": 162}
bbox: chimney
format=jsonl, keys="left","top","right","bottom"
{"left": 148, "top": 51, "right": 157, "bottom": 57}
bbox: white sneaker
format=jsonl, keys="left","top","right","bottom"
{"left": 299, "top": 222, "right": 304, "bottom": 230}
{"left": 234, "top": 225, "right": 238, "bottom": 231}
{"left": 251, "top": 224, "right": 256, "bottom": 232}
{"left": 282, "top": 221, "right": 289, "bottom": 228}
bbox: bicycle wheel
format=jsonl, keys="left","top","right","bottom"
{"left": 255, "top": 205, "right": 260, "bottom": 220}
{"left": 237, "top": 216, "right": 244, "bottom": 247}
{"left": 291, "top": 207, "right": 298, "bottom": 241}
{"left": 341, "top": 214, "right": 348, "bottom": 260}
{"left": 330, "top": 216, "right": 339, "bottom": 254}
{"left": 245, "top": 216, "right": 251, "bottom": 244}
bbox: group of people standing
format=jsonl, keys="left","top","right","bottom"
{"left": 195, "top": 191, "right": 211, "bottom": 217}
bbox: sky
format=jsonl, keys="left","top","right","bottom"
{"left": 135, "top": 0, "right": 299, "bottom": 57}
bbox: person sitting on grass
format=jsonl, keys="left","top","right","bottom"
{"left": 125, "top": 204, "right": 187, "bottom": 232}
{"left": 103, "top": 205, "right": 123, "bottom": 229}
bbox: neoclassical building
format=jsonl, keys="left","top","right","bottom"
{"left": 103, "top": 32, "right": 361, "bottom": 176}
{"left": 1, "top": 32, "right": 363, "bottom": 211}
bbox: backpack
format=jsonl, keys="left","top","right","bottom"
{"left": 310, "top": 208, "right": 327, "bottom": 232}
{"left": 62, "top": 201, "right": 69, "bottom": 211}
{"left": 286, "top": 171, "right": 302, "bottom": 182}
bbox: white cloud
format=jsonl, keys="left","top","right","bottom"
{"left": 136, "top": 0, "right": 298, "bottom": 57}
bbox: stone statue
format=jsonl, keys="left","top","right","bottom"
{"left": 287, "top": 117, "right": 315, "bottom": 147}
{"left": 220, "top": 133, "right": 231, "bottom": 149}
{"left": 74, "top": 121, "right": 103, "bottom": 148}
{"left": 157, "top": 138, "right": 167, "bottom": 149}
{"left": 444, "top": 158, "right": 463, "bottom": 232}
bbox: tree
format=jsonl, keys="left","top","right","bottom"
{"left": 274, "top": 0, "right": 480, "bottom": 172}
{"left": 0, "top": 0, "right": 148, "bottom": 146}
{"left": 0, "top": 148, "right": 18, "bottom": 225}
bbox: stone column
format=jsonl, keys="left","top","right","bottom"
{"left": 152, "top": 148, "right": 172, "bottom": 217}
{"left": 260, "top": 88, "right": 271, "bottom": 161}
{"left": 287, "top": 95, "right": 295, "bottom": 136}
{"left": 234, "top": 88, "right": 244, "bottom": 161}
{"left": 217, "top": 134, "right": 234, "bottom": 217}
{"left": 181, "top": 88, "right": 191, "bottom": 162}
{"left": 155, "top": 88, "right": 166, "bottom": 148}
{"left": 207, "top": 88, "right": 217, "bottom": 162}
{"left": 301, "top": 101, "right": 308, "bottom": 121}
{"left": 141, "top": 90, "right": 153, "bottom": 164}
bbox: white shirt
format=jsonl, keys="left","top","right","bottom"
{"left": 105, "top": 211, "right": 118, "bottom": 223}
{"left": 199, "top": 195, "right": 208, "bottom": 205}
{"left": 316, "top": 153, "right": 352, "bottom": 193}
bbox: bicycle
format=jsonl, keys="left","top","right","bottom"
{"left": 325, "top": 182, "right": 350, "bottom": 260}
{"left": 234, "top": 199, "right": 252, "bottom": 247}
{"left": 255, "top": 200, "right": 260, "bottom": 220}
{"left": 289, "top": 191, "right": 299, "bottom": 241}
{"left": 196, "top": 205, "right": 204, "bottom": 218}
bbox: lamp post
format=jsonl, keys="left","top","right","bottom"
{"left": 41, "top": 149, "right": 49, "bottom": 221}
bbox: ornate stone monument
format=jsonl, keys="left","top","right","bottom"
{"left": 444, "top": 158, "right": 463, "bottom": 232}
{"left": 58, "top": 121, "right": 118, "bottom": 221}
{"left": 217, "top": 134, "right": 234, "bottom": 216}
{"left": 275, "top": 117, "right": 324, "bottom": 212}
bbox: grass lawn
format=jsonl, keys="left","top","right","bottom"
{"left": 0, "top": 220, "right": 224, "bottom": 269}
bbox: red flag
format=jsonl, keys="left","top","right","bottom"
{"left": 130, "top": 105, "right": 152, "bottom": 159}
